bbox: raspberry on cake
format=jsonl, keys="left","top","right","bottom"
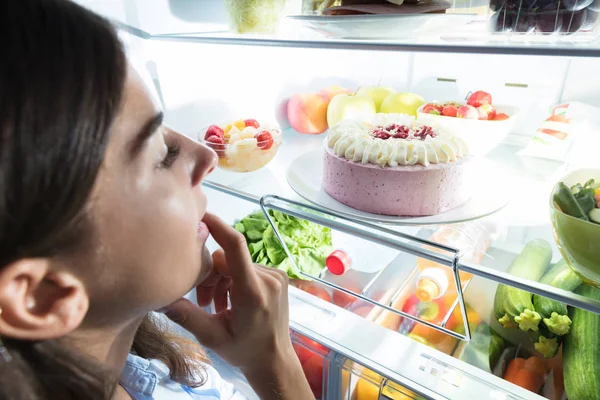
{"left": 322, "top": 113, "right": 473, "bottom": 217}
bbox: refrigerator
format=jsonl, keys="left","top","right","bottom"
{"left": 78, "top": 1, "right": 600, "bottom": 398}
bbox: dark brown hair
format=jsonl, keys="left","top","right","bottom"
{"left": 0, "top": 1, "right": 206, "bottom": 398}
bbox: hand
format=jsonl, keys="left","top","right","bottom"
{"left": 164, "top": 212, "right": 294, "bottom": 371}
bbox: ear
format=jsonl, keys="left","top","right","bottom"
{"left": 0, "top": 259, "right": 88, "bottom": 340}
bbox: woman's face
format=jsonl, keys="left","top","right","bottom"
{"left": 80, "top": 68, "right": 217, "bottom": 326}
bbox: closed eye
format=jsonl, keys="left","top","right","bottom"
{"left": 158, "top": 142, "right": 180, "bottom": 169}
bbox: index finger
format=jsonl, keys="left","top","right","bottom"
{"left": 202, "top": 213, "right": 257, "bottom": 285}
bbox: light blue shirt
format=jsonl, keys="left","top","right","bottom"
{"left": 120, "top": 353, "right": 248, "bottom": 400}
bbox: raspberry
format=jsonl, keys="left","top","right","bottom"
{"left": 204, "top": 125, "right": 224, "bottom": 140}
{"left": 391, "top": 125, "right": 410, "bottom": 139}
{"left": 205, "top": 135, "right": 226, "bottom": 157}
{"left": 255, "top": 131, "right": 274, "bottom": 150}
{"left": 372, "top": 129, "right": 391, "bottom": 140}
{"left": 244, "top": 119, "right": 260, "bottom": 129}
{"left": 413, "top": 126, "right": 436, "bottom": 139}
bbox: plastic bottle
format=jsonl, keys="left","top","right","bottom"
{"left": 415, "top": 220, "right": 500, "bottom": 302}
{"left": 325, "top": 231, "right": 398, "bottom": 275}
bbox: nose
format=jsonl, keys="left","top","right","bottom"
{"left": 190, "top": 140, "right": 217, "bottom": 187}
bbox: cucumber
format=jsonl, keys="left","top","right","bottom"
{"left": 563, "top": 284, "right": 600, "bottom": 400}
{"left": 533, "top": 260, "right": 583, "bottom": 335}
{"left": 589, "top": 208, "right": 600, "bottom": 224}
{"left": 494, "top": 239, "right": 553, "bottom": 332}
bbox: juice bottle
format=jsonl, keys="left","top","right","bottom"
{"left": 415, "top": 220, "right": 499, "bottom": 303}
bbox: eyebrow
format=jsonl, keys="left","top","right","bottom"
{"left": 128, "top": 112, "right": 164, "bottom": 159}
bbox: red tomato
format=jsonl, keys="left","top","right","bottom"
{"left": 294, "top": 336, "right": 329, "bottom": 364}
{"left": 295, "top": 281, "right": 332, "bottom": 303}
{"left": 332, "top": 283, "right": 361, "bottom": 308}
{"left": 302, "top": 354, "right": 324, "bottom": 398}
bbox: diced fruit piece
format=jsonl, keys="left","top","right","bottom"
{"left": 494, "top": 113, "right": 510, "bottom": 121}
{"left": 467, "top": 90, "right": 492, "bottom": 108}
{"left": 204, "top": 125, "right": 224, "bottom": 140}
{"left": 223, "top": 124, "right": 233, "bottom": 134}
{"left": 205, "top": 135, "right": 226, "bottom": 158}
{"left": 233, "top": 138, "right": 258, "bottom": 151}
{"left": 225, "top": 125, "right": 240, "bottom": 139}
{"left": 422, "top": 103, "right": 443, "bottom": 115}
{"left": 442, "top": 104, "right": 458, "bottom": 117}
{"left": 229, "top": 133, "right": 241, "bottom": 143}
{"left": 233, "top": 119, "right": 246, "bottom": 130}
{"left": 240, "top": 126, "right": 258, "bottom": 139}
{"left": 477, "top": 104, "right": 497, "bottom": 120}
{"left": 244, "top": 119, "right": 260, "bottom": 128}
{"left": 457, "top": 105, "right": 479, "bottom": 119}
{"left": 255, "top": 130, "right": 274, "bottom": 150}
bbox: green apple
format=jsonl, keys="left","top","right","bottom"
{"left": 380, "top": 92, "right": 426, "bottom": 117}
{"left": 327, "top": 94, "right": 376, "bottom": 128}
{"left": 356, "top": 86, "right": 396, "bottom": 112}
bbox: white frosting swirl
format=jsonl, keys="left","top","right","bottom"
{"left": 326, "top": 113, "right": 469, "bottom": 167}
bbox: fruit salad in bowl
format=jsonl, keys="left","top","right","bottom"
{"left": 200, "top": 118, "right": 282, "bottom": 173}
{"left": 551, "top": 168, "right": 600, "bottom": 287}
{"left": 416, "top": 90, "right": 519, "bottom": 156}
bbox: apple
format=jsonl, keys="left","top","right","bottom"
{"left": 319, "top": 85, "right": 352, "bottom": 101}
{"left": 327, "top": 93, "right": 376, "bottom": 128}
{"left": 287, "top": 92, "right": 330, "bottom": 134}
{"left": 380, "top": 92, "right": 425, "bottom": 117}
{"left": 456, "top": 105, "right": 479, "bottom": 119}
{"left": 356, "top": 86, "right": 396, "bottom": 112}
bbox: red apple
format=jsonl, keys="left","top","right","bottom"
{"left": 467, "top": 90, "right": 492, "bottom": 108}
{"left": 456, "top": 105, "right": 479, "bottom": 119}
{"left": 287, "top": 92, "right": 330, "bottom": 134}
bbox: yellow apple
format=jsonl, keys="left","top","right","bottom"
{"left": 327, "top": 94, "right": 376, "bottom": 128}
{"left": 380, "top": 92, "right": 425, "bottom": 117}
{"left": 356, "top": 86, "right": 396, "bottom": 112}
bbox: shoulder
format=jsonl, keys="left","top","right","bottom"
{"left": 121, "top": 353, "right": 247, "bottom": 400}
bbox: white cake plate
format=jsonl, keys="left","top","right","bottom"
{"left": 286, "top": 150, "right": 509, "bottom": 226}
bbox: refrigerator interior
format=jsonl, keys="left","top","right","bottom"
{"left": 78, "top": 2, "right": 600, "bottom": 399}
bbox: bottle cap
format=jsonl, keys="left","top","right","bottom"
{"left": 415, "top": 268, "right": 449, "bottom": 302}
{"left": 326, "top": 250, "right": 351, "bottom": 275}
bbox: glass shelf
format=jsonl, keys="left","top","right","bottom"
{"left": 202, "top": 129, "right": 600, "bottom": 318}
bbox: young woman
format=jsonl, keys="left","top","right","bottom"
{"left": 0, "top": 1, "right": 313, "bottom": 399}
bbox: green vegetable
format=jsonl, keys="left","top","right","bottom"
{"left": 575, "top": 188, "right": 596, "bottom": 215}
{"left": 554, "top": 182, "right": 589, "bottom": 221}
{"left": 563, "top": 284, "right": 600, "bottom": 400}
{"left": 528, "top": 324, "right": 560, "bottom": 358}
{"left": 533, "top": 260, "right": 583, "bottom": 335}
{"left": 234, "top": 210, "right": 332, "bottom": 279}
{"left": 224, "top": 0, "right": 286, "bottom": 34}
{"left": 459, "top": 323, "right": 506, "bottom": 373}
{"left": 590, "top": 208, "right": 600, "bottom": 224}
{"left": 494, "top": 239, "right": 552, "bottom": 331}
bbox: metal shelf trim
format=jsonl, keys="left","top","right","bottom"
{"left": 203, "top": 180, "right": 600, "bottom": 316}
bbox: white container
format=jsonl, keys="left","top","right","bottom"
{"left": 416, "top": 103, "right": 520, "bottom": 156}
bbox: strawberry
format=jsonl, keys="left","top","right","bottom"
{"left": 457, "top": 105, "right": 479, "bottom": 120}
{"left": 467, "top": 90, "right": 492, "bottom": 108}
{"left": 442, "top": 104, "right": 458, "bottom": 118}
{"left": 244, "top": 119, "right": 260, "bottom": 129}
{"left": 255, "top": 131, "right": 274, "bottom": 150}
{"left": 422, "top": 103, "right": 443, "bottom": 115}
{"left": 477, "top": 104, "right": 497, "bottom": 120}
{"left": 493, "top": 113, "right": 510, "bottom": 121}
{"left": 205, "top": 135, "right": 226, "bottom": 158}
{"left": 204, "top": 125, "right": 224, "bottom": 140}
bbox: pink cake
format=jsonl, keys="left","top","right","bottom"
{"left": 322, "top": 114, "right": 473, "bottom": 217}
